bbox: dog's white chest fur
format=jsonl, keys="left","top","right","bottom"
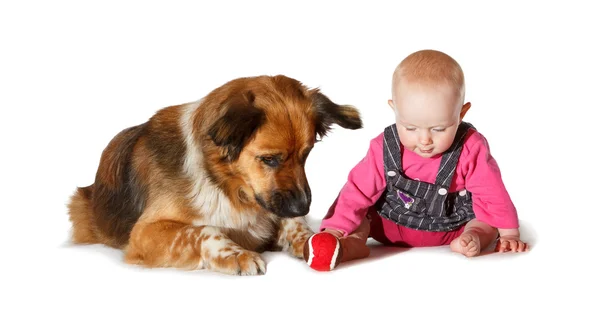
{"left": 180, "top": 102, "right": 261, "bottom": 232}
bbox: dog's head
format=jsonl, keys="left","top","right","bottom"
{"left": 206, "top": 75, "right": 362, "bottom": 218}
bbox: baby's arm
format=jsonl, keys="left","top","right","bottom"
{"left": 319, "top": 134, "right": 387, "bottom": 236}
{"left": 322, "top": 216, "right": 372, "bottom": 263}
{"left": 304, "top": 135, "right": 386, "bottom": 270}
{"left": 462, "top": 131, "right": 528, "bottom": 252}
{"left": 323, "top": 228, "right": 344, "bottom": 238}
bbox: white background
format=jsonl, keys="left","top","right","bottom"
{"left": 1, "top": 1, "right": 598, "bottom": 310}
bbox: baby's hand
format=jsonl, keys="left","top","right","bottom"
{"left": 494, "top": 235, "right": 529, "bottom": 253}
{"left": 323, "top": 228, "right": 344, "bottom": 239}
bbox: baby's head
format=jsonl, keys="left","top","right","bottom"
{"left": 388, "top": 49, "right": 471, "bottom": 158}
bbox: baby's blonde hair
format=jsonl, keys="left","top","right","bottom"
{"left": 392, "top": 49, "right": 465, "bottom": 100}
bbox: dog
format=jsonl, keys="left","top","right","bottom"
{"left": 67, "top": 75, "right": 362, "bottom": 275}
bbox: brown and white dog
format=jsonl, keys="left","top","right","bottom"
{"left": 67, "top": 75, "right": 362, "bottom": 275}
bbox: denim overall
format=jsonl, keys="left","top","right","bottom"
{"left": 377, "top": 122, "right": 476, "bottom": 232}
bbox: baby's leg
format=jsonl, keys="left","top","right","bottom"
{"left": 450, "top": 219, "right": 497, "bottom": 257}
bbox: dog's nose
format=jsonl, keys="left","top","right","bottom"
{"left": 276, "top": 188, "right": 311, "bottom": 217}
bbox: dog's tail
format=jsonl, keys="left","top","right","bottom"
{"left": 67, "top": 185, "right": 100, "bottom": 244}
{"left": 66, "top": 123, "right": 149, "bottom": 248}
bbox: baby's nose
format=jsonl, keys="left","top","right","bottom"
{"left": 419, "top": 133, "right": 432, "bottom": 144}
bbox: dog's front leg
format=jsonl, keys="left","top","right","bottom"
{"left": 275, "top": 217, "right": 314, "bottom": 258}
{"left": 125, "top": 220, "right": 266, "bottom": 275}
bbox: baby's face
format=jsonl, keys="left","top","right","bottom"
{"left": 390, "top": 81, "right": 464, "bottom": 158}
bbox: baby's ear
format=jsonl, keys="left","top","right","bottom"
{"left": 310, "top": 89, "right": 362, "bottom": 139}
{"left": 387, "top": 100, "right": 395, "bottom": 111}
{"left": 460, "top": 102, "right": 471, "bottom": 120}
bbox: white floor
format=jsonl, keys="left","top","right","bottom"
{"left": 2, "top": 1, "right": 598, "bottom": 310}
{"left": 2, "top": 209, "right": 593, "bottom": 311}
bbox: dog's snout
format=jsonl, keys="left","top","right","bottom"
{"left": 268, "top": 188, "right": 311, "bottom": 218}
{"left": 303, "top": 185, "right": 312, "bottom": 207}
{"left": 288, "top": 188, "right": 311, "bottom": 217}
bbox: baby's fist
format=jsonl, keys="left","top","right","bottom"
{"left": 495, "top": 236, "right": 529, "bottom": 253}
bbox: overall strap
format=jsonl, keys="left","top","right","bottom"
{"left": 434, "top": 122, "right": 475, "bottom": 187}
{"left": 383, "top": 124, "right": 402, "bottom": 172}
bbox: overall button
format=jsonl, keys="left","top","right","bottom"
{"left": 459, "top": 189, "right": 467, "bottom": 196}
{"left": 438, "top": 188, "right": 448, "bottom": 195}
{"left": 387, "top": 171, "right": 397, "bottom": 177}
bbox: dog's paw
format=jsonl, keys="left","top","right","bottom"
{"left": 208, "top": 249, "right": 266, "bottom": 276}
{"left": 276, "top": 218, "right": 314, "bottom": 258}
{"left": 289, "top": 233, "right": 312, "bottom": 258}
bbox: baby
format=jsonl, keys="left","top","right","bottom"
{"left": 305, "top": 50, "right": 528, "bottom": 270}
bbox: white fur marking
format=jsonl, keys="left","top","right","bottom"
{"left": 199, "top": 227, "right": 236, "bottom": 259}
{"left": 169, "top": 230, "right": 183, "bottom": 255}
{"left": 179, "top": 103, "right": 258, "bottom": 230}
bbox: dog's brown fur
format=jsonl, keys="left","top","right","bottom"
{"left": 67, "top": 75, "right": 362, "bottom": 275}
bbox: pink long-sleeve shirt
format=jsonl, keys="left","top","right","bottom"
{"left": 320, "top": 128, "right": 519, "bottom": 236}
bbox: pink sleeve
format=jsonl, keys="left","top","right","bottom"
{"left": 462, "top": 131, "right": 519, "bottom": 229}
{"left": 319, "top": 134, "right": 387, "bottom": 236}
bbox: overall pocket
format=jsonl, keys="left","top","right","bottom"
{"left": 386, "top": 188, "right": 427, "bottom": 215}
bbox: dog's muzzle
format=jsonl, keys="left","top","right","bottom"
{"left": 256, "top": 187, "right": 312, "bottom": 218}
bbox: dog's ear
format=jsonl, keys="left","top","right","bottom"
{"left": 311, "top": 90, "right": 363, "bottom": 139}
{"left": 208, "top": 91, "right": 265, "bottom": 161}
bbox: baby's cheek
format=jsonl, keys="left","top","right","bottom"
{"left": 398, "top": 132, "right": 414, "bottom": 148}
{"left": 436, "top": 135, "right": 455, "bottom": 151}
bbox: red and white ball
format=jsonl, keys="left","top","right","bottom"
{"left": 303, "top": 232, "right": 343, "bottom": 271}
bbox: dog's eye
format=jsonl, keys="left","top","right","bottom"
{"left": 260, "top": 156, "right": 280, "bottom": 168}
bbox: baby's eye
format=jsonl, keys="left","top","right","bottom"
{"left": 433, "top": 128, "right": 446, "bottom": 132}
{"left": 405, "top": 127, "right": 416, "bottom": 132}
